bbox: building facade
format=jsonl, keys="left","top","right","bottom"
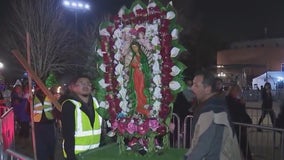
{"left": 217, "top": 38, "right": 284, "bottom": 88}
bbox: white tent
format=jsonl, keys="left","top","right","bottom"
{"left": 252, "top": 71, "right": 284, "bottom": 90}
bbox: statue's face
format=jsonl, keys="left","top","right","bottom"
{"left": 131, "top": 44, "right": 139, "bottom": 54}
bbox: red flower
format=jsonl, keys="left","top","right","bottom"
{"left": 161, "top": 19, "right": 170, "bottom": 28}
{"left": 103, "top": 53, "right": 111, "bottom": 63}
{"left": 156, "top": 125, "right": 167, "bottom": 135}
{"left": 128, "top": 137, "right": 138, "bottom": 147}
{"left": 117, "top": 118, "right": 128, "bottom": 134}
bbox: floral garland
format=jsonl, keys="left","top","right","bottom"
{"left": 95, "top": 0, "right": 187, "bottom": 155}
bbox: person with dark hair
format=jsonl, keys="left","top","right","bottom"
{"left": 61, "top": 75, "right": 102, "bottom": 160}
{"left": 11, "top": 85, "right": 30, "bottom": 139}
{"left": 172, "top": 78, "right": 195, "bottom": 147}
{"left": 226, "top": 84, "right": 252, "bottom": 160}
{"left": 258, "top": 82, "right": 276, "bottom": 127}
{"left": 215, "top": 77, "right": 224, "bottom": 95}
{"left": 184, "top": 70, "right": 241, "bottom": 160}
{"left": 33, "top": 87, "right": 57, "bottom": 160}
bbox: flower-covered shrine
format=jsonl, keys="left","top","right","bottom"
{"left": 95, "top": 0, "right": 187, "bottom": 156}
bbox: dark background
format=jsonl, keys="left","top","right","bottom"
{"left": 0, "top": 0, "right": 284, "bottom": 82}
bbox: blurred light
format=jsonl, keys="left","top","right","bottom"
{"left": 63, "top": 0, "right": 90, "bottom": 10}
{"left": 63, "top": 0, "right": 70, "bottom": 6}
{"left": 217, "top": 65, "right": 224, "bottom": 68}
{"left": 84, "top": 4, "right": 90, "bottom": 10}
{"left": 217, "top": 72, "right": 226, "bottom": 77}
{"left": 277, "top": 76, "right": 284, "bottom": 82}
{"left": 0, "top": 62, "right": 4, "bottom": 69}
{"left": 57, "top": 86, "right": 62, "bottom": 94}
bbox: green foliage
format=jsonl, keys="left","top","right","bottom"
{"left": 45, "top": 72, "right": 58, "bottom": 88}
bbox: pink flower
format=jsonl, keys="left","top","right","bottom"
{"left": 126, "top": 120, "right": 137, "bottom": 134}
{"left": 149, "top": 119, "right": 160, "bottom": 131}
{"left": 137, "top": 120, "right": 149, "bottom": 135}
{"left": 111, "top": 120, "right": 118, "bottom": 130}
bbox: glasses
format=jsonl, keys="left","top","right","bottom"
{"left": 75, "top": 82, "right": 92, "bottom": 87}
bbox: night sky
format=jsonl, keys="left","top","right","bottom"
{"left": 0, "top": 0, "right": 284, "bottom": 82}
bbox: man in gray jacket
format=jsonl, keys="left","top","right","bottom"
{"left": 184, "top": 70, "right": 242, "bottom": 160}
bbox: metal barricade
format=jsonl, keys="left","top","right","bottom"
{"left": 170, "top": 113, "right": 181, "bottom": 148}
{"left": 171, "top": 112, "right": 284, "bottom": 160}
{"left": 233, "top": 122, "right": 284, "bottom": 160}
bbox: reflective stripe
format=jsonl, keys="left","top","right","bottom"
{"left": 75, "top": 143, "right": 100, "bottom": 151}
{"left": 63, "top": 98, "right": 102, "bottom": 158}
{"left": 44, "top": 102, "right": 51, "bottom": 105}
{"left": 44, "top": 107, "right": 53, "bottom": 112}
{"left": 33, "top": 110, "right": 42, "bottom": 114}
{"left": 34, "top": 103, "right": 42, "bottom": 108}
{"left": 75, "top": 129, "right": 101, "bottom": 137}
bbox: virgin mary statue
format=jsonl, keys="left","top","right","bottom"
{"left": 129, "top": 41, "right": 151, "bottom": 117}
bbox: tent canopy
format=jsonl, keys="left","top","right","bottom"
{"left": 252, "top": 71, "right": 284, "bottom": 90}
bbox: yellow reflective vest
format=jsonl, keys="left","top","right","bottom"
{"left": 63, "top": 97, "right": 102, "bottom": 157}
{"left": 33, "top": 96, "right": 54, "bottom": 122}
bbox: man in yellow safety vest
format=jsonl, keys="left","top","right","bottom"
{"left": 33, "top": 87, "right": 57, "bottom": 160}
{"left": 61, "top": 75, "right": 102, "bottom": 160}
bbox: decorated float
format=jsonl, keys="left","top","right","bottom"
{"left": 94, "top": 0, "right": 187, "bottom": 158}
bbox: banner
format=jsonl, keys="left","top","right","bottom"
{"left": 1, "top": 108, "right": 14, "bottom": 150}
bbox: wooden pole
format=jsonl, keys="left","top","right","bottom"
{"left": 10, "top": 49, "right": 62, "bottom": 111}
{"left": 26, "top": 32, "right": 37, "bottom": 160}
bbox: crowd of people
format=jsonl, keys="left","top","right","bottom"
{"left": 1, "top": 70, "right": 284, "bottom": 160}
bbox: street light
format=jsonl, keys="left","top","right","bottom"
{"left": 62, "top": 0, "right": 90, "bottom": 10}
{"left": 62, "top": 0, "right": 90, "bottom": 54}
{"left": 0, "top": 62, "right": 4, "bottom": 70}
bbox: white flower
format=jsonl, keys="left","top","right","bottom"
{"left": 169, "top": 81, "right": 181, "bottom": 91}
{"left": 99, "top": 64, "right": 106, "bottom": 73}
{"left": 151, "top": 36, "right": 160, "bottom": 46}
{"left": 147, "top": 2, "right": 157, "bottom": 8}
{"left": 146, "top": 24, "right": 158, "bottom": 37}
{"left": 97, "top": 48, "right": 103, "bottom": 57}
{"left": 118, "top": 6, "right": 126, "bottom": 18}
{"left": 115, "top": 63, "right": 124, "bottom": 75}
{"left": 171, "top": 28, "right": 178, "bottom": 40}
{"left": 152, "top": 59, "right": 161, "bottom": 74}
{"left": 153, "top": 87, "right": 162, "bottom": 99}
{"left": 153, "top": 75, "right": 161, "bottom": 86}
{"left": 170, "top": 47, "right": 180, "bottom": 57}
{"left": 113, "top": 28, "right": 122, "bottom": 39}
{"left": 114, "top": 52, "right": 121, "bottom": 61}
{"left": 153, "top": 101, "right": 161, "bottom": 111}
{"left": 114, "top": 39, "right": 123, "bottom": 50}
{"left": 99, "top": 28, "right": 110, "bottom": 36}
{"left": 170, "top": 66, "right": 181, "bottom": 76}
{"left": 166, "top": 11, "right": 176, "bottom": 20}
{"left": 119, "top": 87, "right": 127, "bottom": 98}
{"left": 120, "top": 100, "right": 129, "bottom": 112}
{"left": 133, "top": 4, "right": 143, "bottom": 15}
{"left": 99, "top": 101, "right": 109, "bottom": 109}
{"left": 98, "top": 79, "right": 110, "bottom": 88}
{"left": 117, "top": 76, "right": 124, "bottom": 85}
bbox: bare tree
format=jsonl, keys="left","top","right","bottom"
{"left": 4, "top": 0, "right": 78, "bottom": 80}
{"left": 80, "top": 13, "right": 110, "bottom": 79}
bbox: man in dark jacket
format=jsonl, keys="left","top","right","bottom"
{"left": 184, "top": 70, "right": 241, "bottom": 160}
